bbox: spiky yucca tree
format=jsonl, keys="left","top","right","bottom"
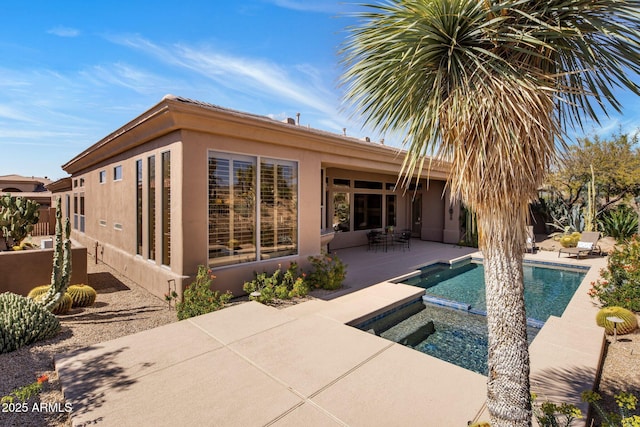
{"left": 341, "top": 1, "right": 640, "bottom": 425}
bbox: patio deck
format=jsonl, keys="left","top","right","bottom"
{"left": 55, "top": 241, "right": 606, "bottom": 426}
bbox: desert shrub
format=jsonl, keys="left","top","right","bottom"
{"left": 243, "top": 262, "right": 308, "bottom": 304}
{"left": 583, "top": 390, "right": 640, "bottom": 427}
{"left": 589, "top": 236, "right": 640, "bottom": 311}
{"left": 599, "top": 205, "right": 639, "bottom": 242}
{"left": 176, "top": 266, "right": 232, "bottom": 320}
{"left": 531, "top": 393, "right": 582, "bottom": 427}
{"left": 306, "top": 252, "right": 347, "bottom": 291}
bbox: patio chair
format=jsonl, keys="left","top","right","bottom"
{"left": 525, "top": 226, "right": 536, "bottom": 253}
{"left": 393, "top": 230, "right": 411, "bottom": 251}
{"left": 367, "top": 230, "right": 385, "bottom": 252}
{"left": 558, "top": 231, "right": 601, "bottom": 259}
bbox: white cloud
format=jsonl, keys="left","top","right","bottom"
{"left": 47, "top": 26, "right": 80, "bottom": 37}
{"left": 264, "top": 0, "right": 341, "bottom": 13}
{"left": 108, "top": 35, "right": 345, "bottom": 125}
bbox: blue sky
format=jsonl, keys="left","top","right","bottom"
{"left": 1, "top": 0, "right": 639, "bottom": 181}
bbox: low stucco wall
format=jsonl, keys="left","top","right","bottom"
{"left": 0, "top": 243, "right": 88, "bottom": 296}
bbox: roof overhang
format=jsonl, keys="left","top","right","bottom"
{"left": 62, "top": 95, "right": 451, "bottom": 180}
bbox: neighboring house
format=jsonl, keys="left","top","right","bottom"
{"left": 0, "top": 174, "right": 52, "bottom": 208}
{"left": 58, "top": 95, "right": 460, "bottom": 298}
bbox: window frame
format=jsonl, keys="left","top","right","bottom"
{"left": 207, "top": 150, "right": 299, "bottom": 269}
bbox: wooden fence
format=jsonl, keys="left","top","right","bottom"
{"left": 31, "top": 207, "right": 55, "bottom": 236}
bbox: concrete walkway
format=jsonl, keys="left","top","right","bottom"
{"left": 56, "top": 242, "right": 606, "bottom": 426}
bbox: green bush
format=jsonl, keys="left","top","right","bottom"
{"left": 583, "top": 390, "right": 640, "bottom": 427}
{"left": 176, "top": 266, "right": 232, "bottom": 320}
{"left": 599, "top": 204, "right": 639, "bottom": 242}
{"left": 589, "top": 235, "right": 640, "bottom": 311}
{"left": 306, "top": 252, "right": 347, "bottom": 291}
{"left": 243, "top": 262, "right": 308, "bottom": 304}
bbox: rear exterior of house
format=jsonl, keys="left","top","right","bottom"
{"left": 59, "top": 95, "right": 460, "bottom": 298}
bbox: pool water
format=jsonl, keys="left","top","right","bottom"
{"left": 356, "top": 260, "right": 587, "bottom": 375}
{"left": 357, "top": 300, "right": 540, "bottom": 375}
{"left": 401, "top": 260, "right": 586, "bottom": 322}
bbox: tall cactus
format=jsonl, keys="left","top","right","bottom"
{"left": 39, "top": 197, "right": 72, "bottom": 312}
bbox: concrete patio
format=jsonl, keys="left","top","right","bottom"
{"left": 55, "top": 240, "right": 607, "bottom": 426}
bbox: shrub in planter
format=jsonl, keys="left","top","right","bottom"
{"left": 306, "top": 252, "right": 347, "bottom": 290}
{"left": 243, "top": 262, "right": 308, "bottom": 304}
{"left": 176, "top": 266, "right": 232, "bottom": 320}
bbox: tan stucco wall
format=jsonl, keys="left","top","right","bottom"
{"left": 0, "top": 244, "right": 88, "bottom": 296}
{"left": 180, "top": 128, "right": 321, "bottom": 295}
{"left": 60, "top": 98, "right": 459, "bottom": 298}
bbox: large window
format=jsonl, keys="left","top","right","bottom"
{"left": 161, "top": 152, "right": 171, "bottom": 266}
{"left": 260, "top": 158, "right": 297, "bottom": 260}
{"left": 354, "top": 194, "right": 382, "bottom": 230}
{"left": 148, "top": 155, "right": 156, "bottom": 260}
{"left": 136, "top": 159, "right": 143, "bottom": 256}
{"left": 208, "top": 152, "right": 298, "bottom": 268}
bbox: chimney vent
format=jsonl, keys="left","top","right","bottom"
{"left": 283, "top": 117, "right": 296, "bottom": 125}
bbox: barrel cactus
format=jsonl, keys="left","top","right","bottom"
{"left": 27, "top": 285, "right": 73, "bottom": 315}
{"left": 596, "top": 306, "right": 638, "bottom": 335}
{"left": 0, "top": 292, "right": 61, "bottom": 354}
{"left": 67, "top": 284, "right": 97, "bottom": 307}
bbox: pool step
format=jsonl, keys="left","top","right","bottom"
{"left": 398, "top": 321, "right": 436, "bottom": 347}
{"left": 364, "top": 301, "right": 426, "bottom": 336}
{"left": 423, "top": 296, "right": 546, "bottom": 329}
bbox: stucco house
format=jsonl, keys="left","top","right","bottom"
{"left": 0, "top": 174, "right": 52, "bottom": 208}
{"left": 56, "top": 95, "right": 460, "bottom": 298}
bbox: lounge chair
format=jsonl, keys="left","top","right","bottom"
{"left": 525, "top": 226, "right": 536, "bottom": 253}
{"left": 558, "top": 231, "right": 601, "bottom": 259}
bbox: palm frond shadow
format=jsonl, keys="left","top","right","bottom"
{"left": 55, "top": 346, "right": 145, "bottom": 422}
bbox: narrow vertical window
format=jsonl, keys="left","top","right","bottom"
{"left": 79, "top": 193, "right": 85, "bottom": 232}
{"left": 136, "top": 159, "right": 143, "bottom": 256}
{"left": 65, "top": 194, "right": 70, "bottom": 221}
{"left": 260, "top": 158, "right": 298, "bottom": 259}
{"left": 73, "top": 194, "right": 78, "bottom": 230}
{"left": 161, "top": 151, "right": 171, "bottom": 266}
{"left": 148, "top": 155, "right": 156, "bottom": 260}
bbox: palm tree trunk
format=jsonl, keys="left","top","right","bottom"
{"left": 482, "top": 225, "right": 531, "bottom": 426}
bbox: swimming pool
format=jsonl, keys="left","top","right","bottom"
{"left": 355, "top": 259, "right": 587, "bottom": 375}
{"left": 401, "top": 260, "right": 587, "bottom": 323}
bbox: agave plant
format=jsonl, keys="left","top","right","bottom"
{"left": 599, "top": 205, "right": 639, "bottom": 242}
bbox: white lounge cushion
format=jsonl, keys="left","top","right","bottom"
{"left": 576, "top": 241, "right": 593, "bottom": 249}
